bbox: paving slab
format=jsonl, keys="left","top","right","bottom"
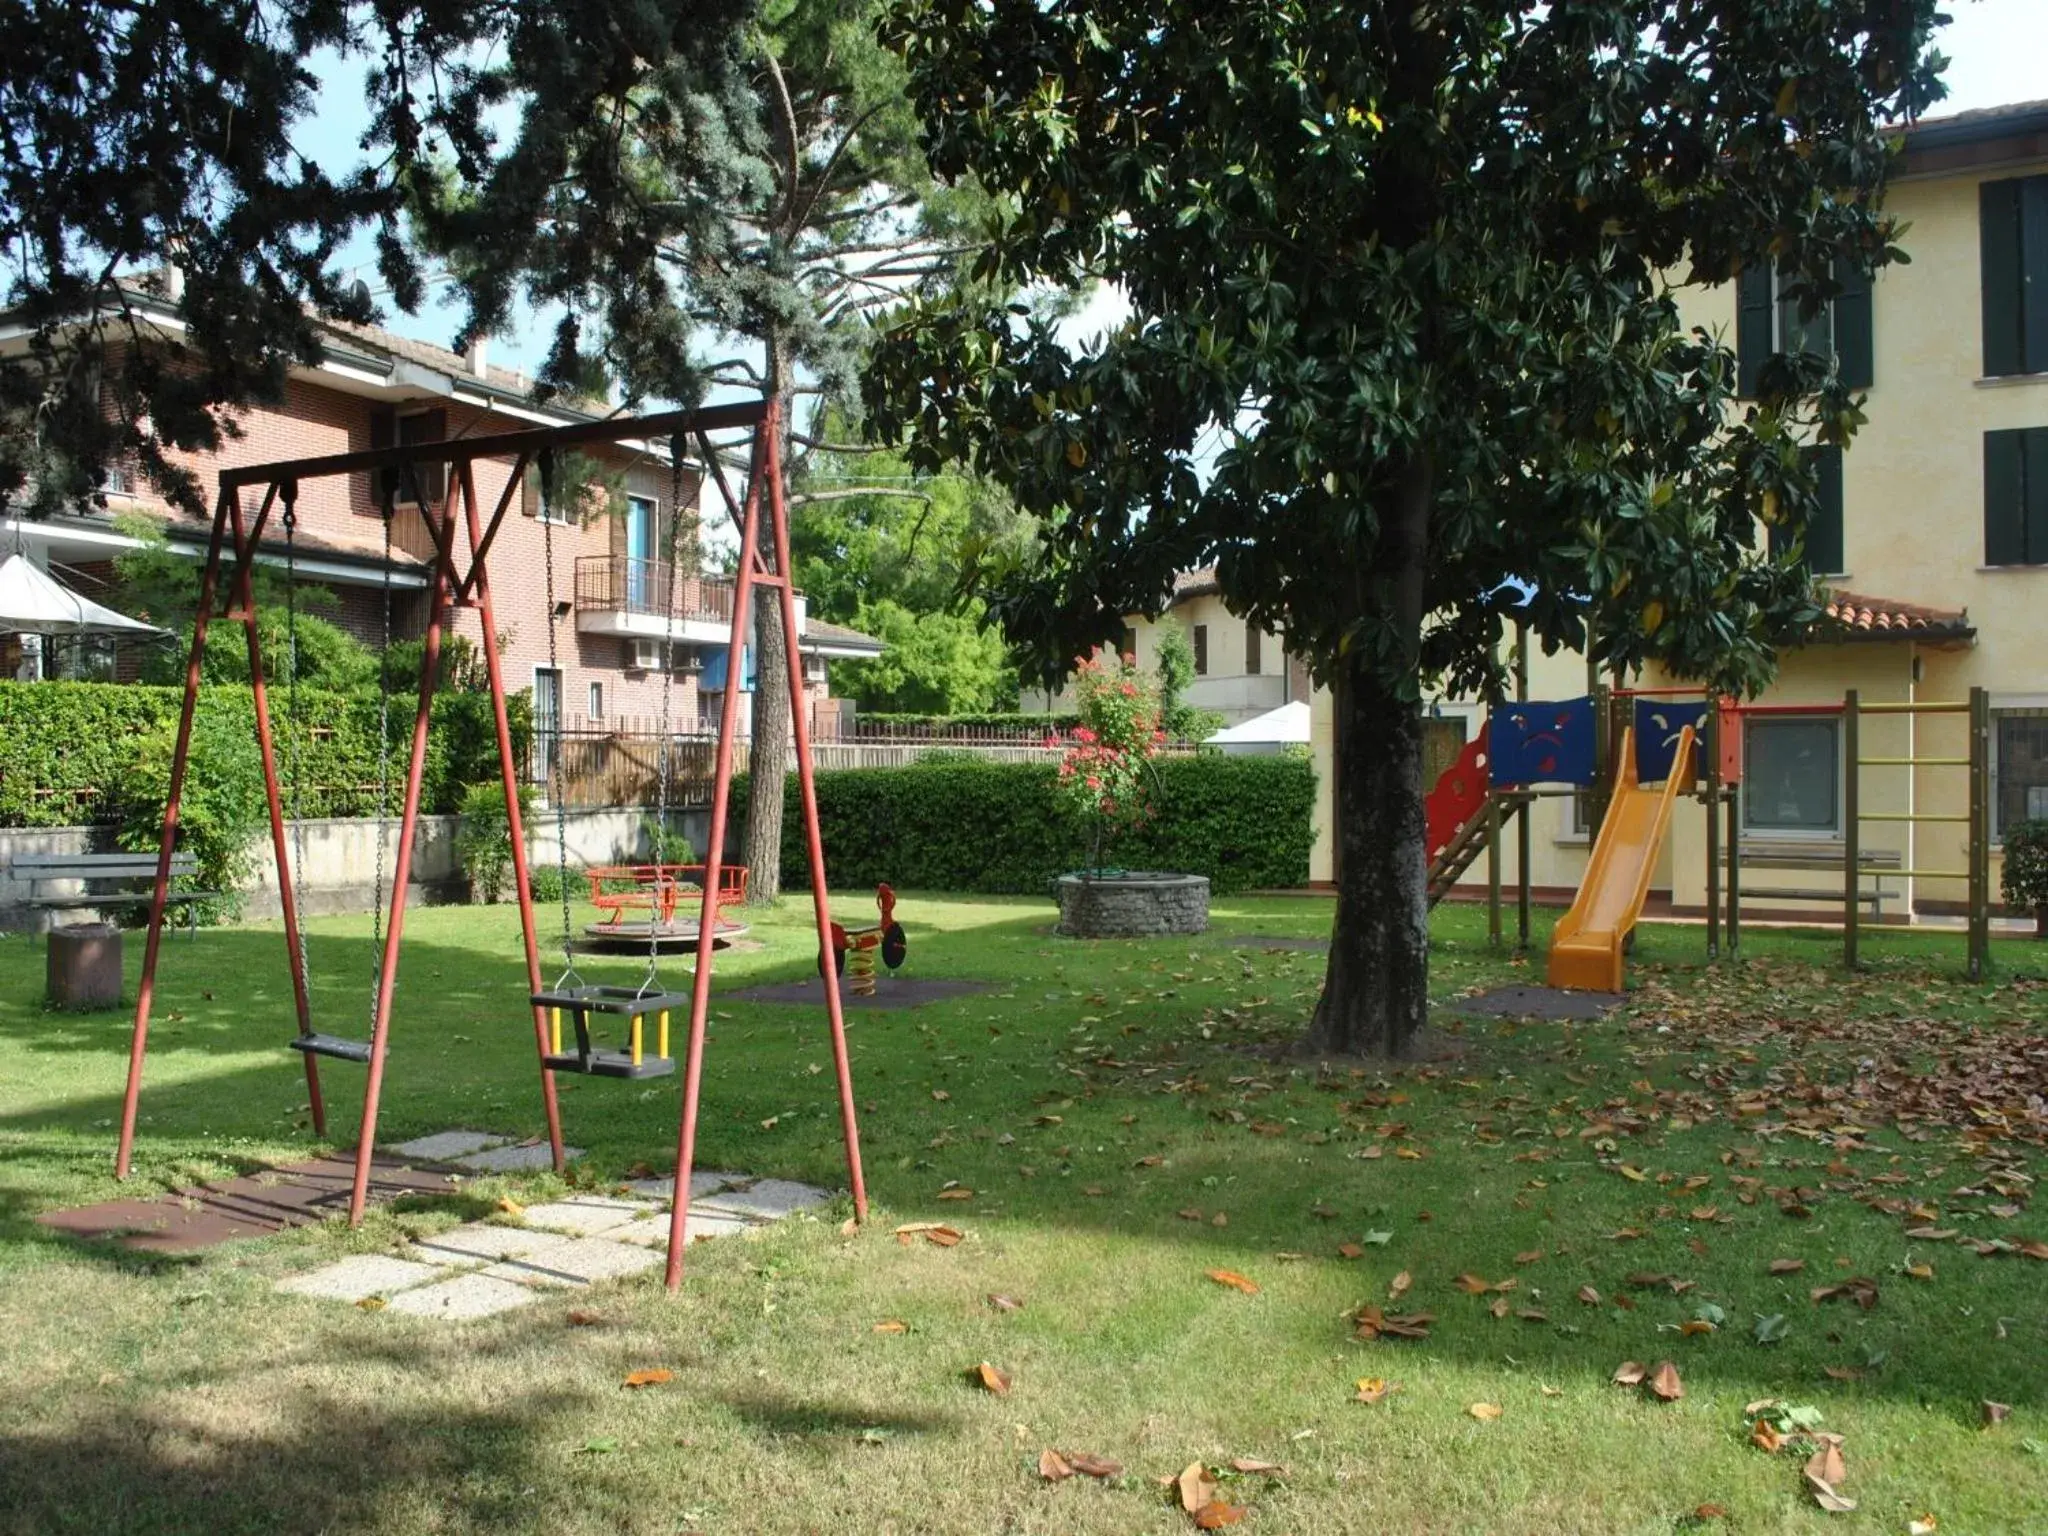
{"left": 519, "top": 1198, "right": 654, "bottom": 1237}
{"left": 609, "top": 1210, "right": 752, "bottom": 1247}
{"left": 482, "top": 1237, "right": 665, "bottom": 1288}
{"left": 698, "top": 1178, "right": 831, "bottom": 1219}
{"left": 624, "top": 1170, "right": 750, "bottom": 1201}
{"left": 383, "top": 1273, "right": 540, "bottom": 1319}
{"left": 389, "top": 1130, "right": 508, "bottom": 1161}
{"left": 412, "top": 1223, "right": 575, "bottom": 1264}
{"left": 453, "top": 1142, "right": 583, "bottom": 1173}
{"left": 277, "top": 1254, "right": 445, "bottom": 1302}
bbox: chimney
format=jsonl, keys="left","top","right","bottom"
{"left": 464, "top": 337, "right": 489, "bottom": 378}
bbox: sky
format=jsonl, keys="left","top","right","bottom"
{"left": 310, "top": 0, "right": 2048, "bottom": 378}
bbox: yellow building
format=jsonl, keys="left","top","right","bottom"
{"left": 1425, "top": 98, "right": 2048, "bottom": 923}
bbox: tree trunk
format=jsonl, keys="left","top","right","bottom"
{"left": 1308, "top": 451, "right": 1434, "bottom": 1057}
{"left": 743, "top": 334, "right": 794, "bottom": 904}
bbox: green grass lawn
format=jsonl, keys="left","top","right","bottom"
{"left": 2, "top": 893, "right": 2045, "bottom": 1535}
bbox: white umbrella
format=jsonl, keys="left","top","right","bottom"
{"left": 1205, "top": 700, "right": 1312, "bottom": 752}
{"left": 0, "top": 552, "right": 166, "bottom": 637}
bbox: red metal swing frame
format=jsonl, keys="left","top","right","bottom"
{"left": 111, "top": 397, "right": 868, "bottom": 1289}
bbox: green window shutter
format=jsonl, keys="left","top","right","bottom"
{"left": 2026, "top": 428, "right": 2048, "bottom": 566}
{"left": 1810, "top": 444, "right": 1844, "bottom": 575}
{"left": 1982, "top": 179, "right": 2025, "bottom": 378}
{"left": 1985, "top": 429, "right": 2028, "bottom": 565}
{"left": 2023, "top": 177, "right": 2048, "bottom": 373}
{"left": 1737, "top": 263, "right": 1774, "bottom": 397}
{"left": 1833, "top": 260, "right": 1874, "bottom": 390}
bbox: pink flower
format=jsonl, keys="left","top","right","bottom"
{"left": 1085, "top": 775, "right": 1101, "bottom": 790}
{"left": 1073, "top": 726, "right": 1097, "bottom": 744}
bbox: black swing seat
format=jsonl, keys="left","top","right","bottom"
{"left": 290, "top": 1032, "right": 375, "bottom": 1064}
{"left": 531, "top": 983, "right": 691, "bottom": 1081}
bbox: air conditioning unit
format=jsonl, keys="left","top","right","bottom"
{"left": 628, "top": 639, "right": 663, "bottom": 670}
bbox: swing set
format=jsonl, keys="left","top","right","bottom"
{"left": 112, "top": 398, "right": 868, "bottom": 1289}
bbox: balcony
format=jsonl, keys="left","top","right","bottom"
{"left": 573, "top": 556, "right": 736, "bottom": 645}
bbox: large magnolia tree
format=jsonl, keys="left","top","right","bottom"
{"left": 865, "top": 0, "right": 1946, "bottom": 1055}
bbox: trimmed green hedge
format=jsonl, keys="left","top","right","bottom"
{"left": 746, "top": 754, "right": 1314, "bottom": 895}
{"left": 0, "top": 681, "right": 528, "bottom": 829}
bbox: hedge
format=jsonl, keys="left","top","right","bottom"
{"left": 747, "top": 754, "right": 1315, "bottom": 895}
{"left": 0, "top": 680, "right": 529, "bottom": 830}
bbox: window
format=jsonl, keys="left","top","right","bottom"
{"left": 368, "top": 407, "right": 447, "bottom": 508}
{"left": 588, "top": 681, "right": 603, "bottom": 721}
{"left": 523, "top": 461, "right": 577, "bottom": 524}
{"left": 1995, "top": 709, "right": 2048, "bottom": 838}
{"left": 1768, "top": 444, "right": 1845, "bottom": 575}
{"left": 1737, "top": 260, "right": 1874, "bottom": 396}
{"left": 1245, "top": 622, "right": 1262, "bottom": 676}
{"left": 1742, "top": 716, "right": 1841, "bottom": 835}
{"left": 1985, "top": 427, "right": 2048, "bottom": 566}
{"left": 531, "top": 666, "right": 563, "bottom": 784}
{"left": 1192, "top": 624, "right": 1209, "bottom": 676}
{"left": 1120, "top": 626, "right": 1139, "bottom": 662}
{"left": 1981, "top": 173, "right": 2048, "bottom": 378}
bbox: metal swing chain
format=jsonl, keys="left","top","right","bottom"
{"left": 281, "top": 484, "right": 311, "bottom": 995}
{"left": 368, "top": 481, "right": 396, "bottom": 1025}
{"left": 539, "top": 451, "right": 579, "bottom": 988}
{"left": 643, "top": 439, "right": 688, "bottom": 997}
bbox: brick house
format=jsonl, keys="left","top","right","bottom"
{"left": 0, "top": 281, "right": 883, "bottom": 760}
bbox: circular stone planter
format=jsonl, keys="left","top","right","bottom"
{"left": 1055, "top": 871, "right": 1210, "bottom": 938}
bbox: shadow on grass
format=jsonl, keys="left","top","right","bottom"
{"left": 718, "top": 1387, "right": 955, "bottom": 1443}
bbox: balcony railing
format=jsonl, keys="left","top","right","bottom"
{"left": 573, "top": 555, "right": 735, "bottom": 624}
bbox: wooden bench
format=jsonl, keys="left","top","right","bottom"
{"left": 584, "top": 864, "right": 749, "bottom": 929}
{"left": 1727, "top": 846, "right": 1901, "bottom": 917}
{"left": 8, "top": 851, "right": 216, "bottom": 936}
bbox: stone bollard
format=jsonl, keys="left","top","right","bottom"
{"left": 47, "top": 922, "right": 123, "bottom": 1010}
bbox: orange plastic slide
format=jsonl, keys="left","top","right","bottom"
{"left": 1546, "top": 724, "right": 1696, "bottom": 993}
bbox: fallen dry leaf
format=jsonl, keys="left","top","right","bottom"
{"left": 975, "top": 1362, "right": 1012, "bottom": 1396}
{"left": 1612, "top": 1361, "right": 1648, "bottom": 1387}
{"left": 1982, "top": 1400, "right": 2012, "bottom": 1426}
{"left": 1805, "top": 1471, "right": 1857, "bottom": 1514}
{"left": 566, "top": 1309, "right": 606, "bottom": 1327}
{"left": 1752, "top": 1420, "right": 1786, "bottom": 1454}
{"left": 1513, "top": 1249, "right": 1544, "bottom": 1265}
{"left": 1354, "top": 1377, "right": 1397, "bottom": 1404}
{"left": 1229, "top": 1457, "right": 1283, "bottom": 1475}
{"left": 1389, "top": 1270, "right": 1413, "bottom": 1300}
{"left": 496, "top": 1196, "right": 525, "bottom": 1217}
{"left": 1177, "top": 1462, "right": 1216, "bottom": 1514}
{"left": 1769, "top": 1257, "right": 1807, "bottom": 1274}
{"left": 623, "top": 1368, "right": 673, "bottom": 1389}
{"left": 1908, "top": 1516, "right": 1939, "bottom": 1536}
{"left": 1064, "top": 1451, "right": 1122, "bottom": 1478}
{"left": 1649, "top": 1362, "right": 1684, "bottom": 1402}
{"left": 1695, "top": 1503, "right": 1728, "bottom": 1520}
{"left": 355, "top": 1296, "right": 386, "bottom": 1312}
{"left": 1039, "top": 1448, "right": 1074, "bottom": 1481}
{"left": 1193, "top": 1501, "right": 1247, "bottom": 1530}
{"left": 1454, "top": 1272, "right": 1491, "bottom": 1294}
{"left": 1489, "top": 1296, "right": 1512, "bottom": 1319}
{"left": 1206, "top": 1269, "right": 1260, "bottom": 1295}
{"left": 1337, "top": 1243, "right": 1364, "bottom": 1260}
{"left": 893, "top": 1222, "right": 964, "bottom": 1247}
{"left": 1352, "top": 1305, "right": 1434, "bottom": 1341}
{"left": 1468, "top": 1402, "right": 1504, "bottom": 1421}
{"left": 986, "top": 1293, "right": 1025, "bottom": 1313}
{"left": 1577, "top": 1284, "right": 1602, "bottom": 1305}
{"left": 2019, "top": 1239, "right": 2048, "bottom": 1261}
{"left": 1177, "top": 1207, "right": 1204, "bottom": 1221}
{"left": 1803, "top": 1435, "right": 1846, "bottom": 1487}
{"left": 872, "top": 1319, "right": 908, "bottom": 1334}
{"left": 936, "top": 1188, "right": 974, "bottom": 1201}
{"left": 1811, "top": 1277, "right": 1880, "bottom": 1310}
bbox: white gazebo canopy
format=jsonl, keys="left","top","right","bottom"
{"left": 0, "top": 552, "right": 165, "bottom": 638}
{"left": 1205, "top": 699, "right": 1311, "bottom": 754}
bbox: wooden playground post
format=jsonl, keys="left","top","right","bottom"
{"left": 1970, "top": 685, "right": 1990, "bottom": 980}
{"left": 1725, "top": 778, "right": 1742, "bottom": 954}
{"left": 1844, "top": 689, "right": 1862, "bottom": 969}
{"left": 1704, "top": 701, "right": 1720, "bottom": 961}
{"left": 1513, "top": 623, "right": 1531, "bottom": 950}
{"left": 1486, "top": 789, "right": 1502, "bottom": 948}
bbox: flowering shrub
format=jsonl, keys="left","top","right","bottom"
{"left": 1049, "top": 653, "right": 1166, "bottom": 868}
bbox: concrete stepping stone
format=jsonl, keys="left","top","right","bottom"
{"left": 699, "top": 1179, "right": 831, "bottom": 1219}
{"left": 609, "top": 1210, "right": 751, "bottom": 1247}
{"left": 413, "top": 1222, "right": 574, "bottom": 1264}
{"left": 481, "top": 1237, "right": 664, "bottom": 1288}
{"left": 518, "top": 1197, "right": 654, "bottom": 1237}
{"left": 277, "top": 1254, "right": 444, "bottom": 1302}
{"left": 453, "top": 1142, "right": 584, "bottom": 1173}
{"left": 389, "top": 1130, "right": 507, "bottom": 1161}
{"left": 625, "top": 1170, "right": 749, "bottom": 1200}
{"left": 383, "top": 1273, "right": 540, "bottom": 1319}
